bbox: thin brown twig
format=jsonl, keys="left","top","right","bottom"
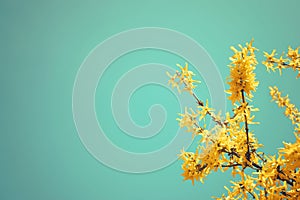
{"left": 241, "top": 89, "right": 251, "bottom": 160}
{"left": 242, "top": 186, "right": 256, "bottom": 199}
{"left": 221, "top": 163, "right": 242, "bottom": 168}
{"left": 176, "top": 71, "right": 227, "bottom": 127}
{"left": 269, "top": 60, "right": 300, "bottom": 69}
{"left": 254, "top": 151, "right": 267, "bottom": 163}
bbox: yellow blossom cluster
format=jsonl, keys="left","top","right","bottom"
{"left": 177, "top": 107, "right": 203, "bottom": 137}
{"left": 227, "top": 40, "right": 259, "bottom": 104}
{"left": 166, "top": 62, "right": 200, "bottom": 94}
{"left": 262, "top": 46, "right": 300, "bottom": 77}
{"left": 269, "top": 86, "right": 300, "bottom": 125}
{"left": 167, "top": 40, "right": 300, "bottom": 199}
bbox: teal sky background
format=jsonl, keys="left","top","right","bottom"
{"left": 1, "top": 0, "right": 300, "bottom": 199}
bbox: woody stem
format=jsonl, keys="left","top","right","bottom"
{"left": 176, "top": 72, "right": 226, "bottom": 127}
{"left": 241, "top": 89, "right": 250, "bottom": 160}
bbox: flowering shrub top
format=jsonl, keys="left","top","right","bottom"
{"left": 167, "top": 41, "right": 300, "bottom": 199}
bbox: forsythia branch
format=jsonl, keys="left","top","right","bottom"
{"left": 167, "top": 41, "right": 300, "bottom": 199}
{"left": 241, "top": 89, "right": 250, "bottom": 161}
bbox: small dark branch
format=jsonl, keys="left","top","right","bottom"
{"left": 254, "top": 151, "right": 267, "bottom": 163}
{"left": 277, "top": 166, "right": 296, "bottom": 186}
{"left": 231, "top": 151, "right": 241, "bottom": 158}
{"left": 280, "top": 191, "right": 291, "bottom": 197}
{"left": 190, "top": 116, "right": 203, "bottom": 130}
{"left": 221, "top": 143, "right": 263, "bottom": 172}
{"left": 246, "top": 190, "right": 256, "bottom": 199}
{"left": 277, "top": 175, "right": 294, "bottom": 187}
{"left": 230, "top": 112, "right": 238, "bottom": 120}
{"left": 211, "top": 163, "right": 242, "bottom": 169}
{"left": 222, "top": 148, "right": 241, "bottom": 158}
{"left": 270, "top": 61, "right": 290, "bottom": 66}
{"left": 239, "top": 184, "right": 256, "bottom": 199}
{"left": 176, "top": 71, "right": 227, "bottom": 127}
{"left": 207, "top": 110, "right": 225, "bottom": 127}
{"left": 229, "top": 149, "right": 241, "bottom": 158}
{"left": 264, "top": 188, "right": 268, "bottom": 198}
{"left": 192, "top": 93, "right": 204, "bottom": 106}
{"left": 230, "top": 103, "right": 246, "bottom": 119}
{"left": 241, "top": 89, "right": 251, "bottom": 160}
{"left": 270, "top": 60, "right": 300, "bottom": 68}
{"left": 192, "top": 92, "right": 225, "bottom": 127}
{"left": 221, "top": 163, "right": 242, "bottom": 168}
{"left": 251, "top": 162, "right": 262, "bottom": 170}
{"left": 196, "top": 163, "right": 208, "bottom": 172}
{"left": 268, "top": 60, "right": 300, "bottom": 72}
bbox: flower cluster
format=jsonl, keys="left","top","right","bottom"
{"left": 167, "top": 40, "right": 300, "bottom": 199}
{"left": 269, "top": 86, "right": 300, "bottom": 125}
{"left": 166, "top": 63, "right": 200, "bottom": 94}
{"left": 262, "top": 46, "right": 300, "bottom": 78}
{"left": 227, "top": 40, "right": 259, "bottom": 104}
{"left": 176, "top": 107, "right": 203, "bottom": 137}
